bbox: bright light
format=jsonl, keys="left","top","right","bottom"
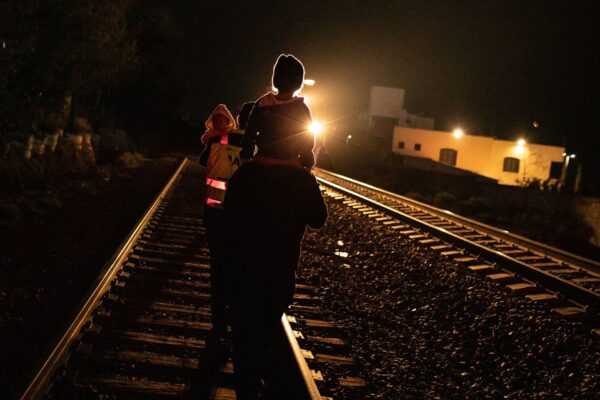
{"left": 515, "top": 146, "right": 525, "bottom": 155}
{"left": 562, "top": 152, "right": 567, "bottom": 157}
{"left": 570, "top": 154, "right": 576, "bottom": 158}
{"left": 517, "top": 138, "right": 526, "bottom": 146}
{"left": 453, "top": 128, "right": 464, "bottom": 138}
{"left": 304, "top": 79, "right": 315, "bottom": 86}
{"left": 309, "top": 121, "right": 323, "bottom": 137}
{"left": 347, "top": 135, "right": 352, "bottom": 139}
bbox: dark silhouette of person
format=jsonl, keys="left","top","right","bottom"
{"left": 200, "top": 103, "right": 255, "bottom": 338}
{"left": 224, "top": 52, "right": 327, "bottom": 400}
{"left": 241, "top": 53, "right": 314, "bottom": 169}
{"left": 224, "top": 163, "right": 327, "bottom": 399}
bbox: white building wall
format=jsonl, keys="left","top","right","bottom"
{"left": 368, "top": 86, "right": 435, "bottom": 131}
{"left": 392, "top": 127, "right": 565, "bottom": 185}
{"left": 369, "top": 86, "right": 405, "bottom": 119}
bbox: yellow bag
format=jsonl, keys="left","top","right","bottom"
{"left": 204, "top": 133, "right": 243, "bottom": 209}
{"left": 206, "top": 135, "right": 242, "bottom": 180}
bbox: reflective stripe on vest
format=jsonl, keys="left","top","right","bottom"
{"left": 205, "top": 177, "right": 227, "bottom": 209}
{"left": 206, "top": 198, "right": 222, "bottom": 207}
{"left": 206, "top": 177, "right": 227, "bottom": 190}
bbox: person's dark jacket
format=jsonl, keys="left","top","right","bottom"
{"left": 241, "top": 96, "right": 314, "bottom": 168}
{"left": 223, "top": 162, "right": 327, "bottom": 302}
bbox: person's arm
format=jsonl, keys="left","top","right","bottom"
{"left": 299, "top": 103, "right": 315, "bottom": 168}
{"left": 240, "top": 106, "right": 260, "bottom": 160}
{"left": 199, "top": 144, "right": 210, "bottom": 167}
{"left": 300, "top": 135, "right": 316, "bottom": 169}
{"left": 305, "top": 174, "right": 328, "bottom": 229}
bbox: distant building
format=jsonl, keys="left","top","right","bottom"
{"left": 392, "top": 126, "right": 566, "bottom": 186}
{"left": 405, "top": 113, "right": 435, "bottom": 130}
{"left": 368, "top": 86, "right": 434, "bottom": 137}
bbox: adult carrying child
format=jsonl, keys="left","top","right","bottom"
{"left": 225, "top": 54, "right": 328, "bottom": 399}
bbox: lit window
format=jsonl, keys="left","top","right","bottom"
{"left": 414, "top": 143, "right": 421, "bottom": 151}
{"left": 398, "top": 141, "right": 405, "bottom": 149}
{"left": 439, "top": 148, "right": 457, "bottom": 166}
{"left": 503, "top": 157, "right": 520, "bottom": 173}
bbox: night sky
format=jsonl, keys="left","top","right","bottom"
{"left": 178, "top": 1, "right": 599, "bottom": 159}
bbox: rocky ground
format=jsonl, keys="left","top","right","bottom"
{"left": 2, "top": 160, "right": 597, "bottom": 399}
{"left": 0, "top": 156, "right": 179, "bottom": 398}
{"left": 299, "top": 196, "right": 599, "bottom": 399}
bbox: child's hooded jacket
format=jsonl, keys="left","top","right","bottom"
{"left": 200, "top": 104, "right": 244, "bottom": 208}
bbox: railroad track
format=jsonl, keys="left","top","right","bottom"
{"left": 27, "top": 160, "right": 595, "bottom": 399}
{"left": 21, "top": 159, "right": 364, "bottom": 400}
{"left": 314, "top": 168, "right": 600, "bottom": 332}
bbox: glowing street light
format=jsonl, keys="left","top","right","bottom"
{"left": 453, "top": 128, "right": 464, "bottom": 138}
{"left": 304, "top": 79, "right": 315, "bottom": 86}
{"left": 309, "top": 121, "right": 323, "bottom": 137}
{"left": 563, "top": 153, "right": 576, "bottom": 169}
{"left": 514, "top": 138, "right": 527, "bottom": 155}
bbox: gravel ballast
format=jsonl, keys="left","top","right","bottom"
{"left": 298, "top": 196, "right": 599, "bottom": 399}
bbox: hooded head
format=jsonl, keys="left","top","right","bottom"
{"left": 205, "top": 104, "right": 236, "bottom": 131}
{"left": 272, "top": 54, "right": 305, "bottom": 94}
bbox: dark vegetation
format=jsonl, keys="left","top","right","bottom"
{"left": 0, "top": 3, "right": 203, "bottom": 394}
{"left": 0, "top": 1, "right": 193, "bottom": 145}
{"left": 320, "top": 134, "right": 600, "bottom": 261}
{"left": 0, "top": 156, "right": 178, "bottom": 397}
{"left": 0, "top": 1, "right": 209, "bottom": 230}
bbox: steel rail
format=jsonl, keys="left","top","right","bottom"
{"left": 22, "top": 157, "right": 323, "bottom": 399}
{"left": 314, "top": 168, "right": 600, "bottom": 273}
{"left": 281, "top": 314, "right": 323, "bottom": 400}
{"left": 316, "top": 176, "right": 600, "bottom": 313}
{"left": 21, "top": 158, "right": 189, "bottom": 400}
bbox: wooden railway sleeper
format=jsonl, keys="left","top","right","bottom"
{"left": 315, "top": 171, "right": 600, "bottom": 327}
